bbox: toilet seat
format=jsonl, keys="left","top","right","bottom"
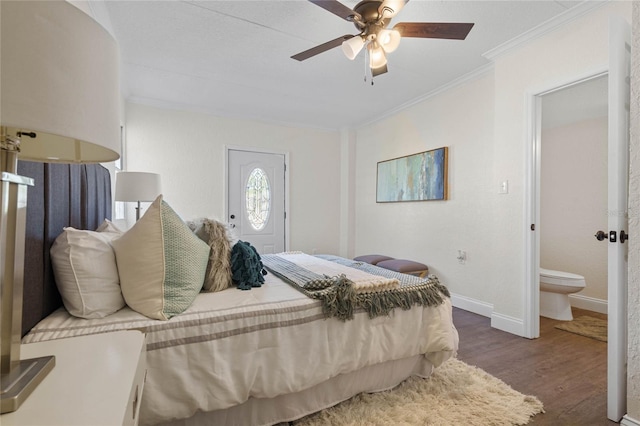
{"left": 540, "top": 268, "right": 586, "bottom": 289}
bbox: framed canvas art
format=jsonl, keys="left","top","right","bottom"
{"left": 376, "top": 147, "right": 448, "bottom": 202}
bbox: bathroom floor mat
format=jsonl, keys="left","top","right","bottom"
{"left": 555, "top": 316, "right": 607, "bottom": 342}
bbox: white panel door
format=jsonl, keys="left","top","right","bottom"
{"left": 607, "top": 15, "right": 630, "bottom": 422}
{"left": 227, "top": 149, "right": 286, "bottom": 254}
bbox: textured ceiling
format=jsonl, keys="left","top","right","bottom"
{"left": 104, "top": 0, "right": 600, "bottom": 129}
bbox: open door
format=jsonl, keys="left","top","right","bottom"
{"left": 607, "top": 15, "right": 631, "bottom": 422}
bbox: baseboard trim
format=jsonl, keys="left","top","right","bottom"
{"left": 621, "top": 414, "right": 640, "bottom": 426}
{"left": 450, "top": 293, "right": 526, "bottom": 337}
{"left": 450, "top": 293, "right": 493, "bottom": 318}
{"left": 569, "top": 294, "right": 608, "bottom": 314}
{"left": 491, "top": 312, "right": 526, "bottom": 337}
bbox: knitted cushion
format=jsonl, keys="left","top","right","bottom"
{"left": 353, "top": 254, "right": 395, "bottom": 265}
{"left": 113, "top": 195, "right": 210, "bottom": 320}
{"left": 230, "top": 241, "right": 267, "bottom": 290}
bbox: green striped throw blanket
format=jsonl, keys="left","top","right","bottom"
{"left": 261, "top": 253, "right": 450, "bottom": 321}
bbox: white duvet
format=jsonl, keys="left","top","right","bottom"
{"left": 24, "top": 270, "right": 458, "bottom": 425}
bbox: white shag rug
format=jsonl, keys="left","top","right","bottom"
{"left": 293, "top": 358, "right": 544, "bottom": 426}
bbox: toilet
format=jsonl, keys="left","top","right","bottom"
{"left": 539, "top": 268, "right": 586, "bottom": 321}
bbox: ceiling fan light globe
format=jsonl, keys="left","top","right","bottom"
{"left": 368, "top": 41, "right": 387, "bottom": 68}
{"left": 341, "top": 36, "right": 365, "bottom": 60}
{"left": 378, "top": 29, "right": 401, "bottom": 53}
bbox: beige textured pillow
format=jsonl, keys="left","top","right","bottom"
{"left": 112, "top": 195, "right": 210, "bottom": 320}
{"left": 188, "top": 218, "right": 234, "bottom": 292}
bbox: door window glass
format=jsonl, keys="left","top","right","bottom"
{"left": 245, "top": 168, "right": 270, "bottom": 230}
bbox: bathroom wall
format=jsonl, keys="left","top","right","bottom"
{"left": 540, "top": 116, "right": 608, "bottom": 307}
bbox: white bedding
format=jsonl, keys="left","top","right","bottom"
{"left": 24, "top": 266, "right": 458, "bottom": 425}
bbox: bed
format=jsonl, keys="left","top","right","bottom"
{"left": 18, "top": 161, "right": 459, "bottom": 426}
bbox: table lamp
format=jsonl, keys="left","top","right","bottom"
{"left": 115, "top": 172, "right": 162, "bottom": 221}
{"left": 1, "top": 1, "right": 120, "bottom": 413}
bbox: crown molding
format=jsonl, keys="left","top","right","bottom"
{"left": 126, "top": 96, "right": 338, "bottom": 132}
{"left": 357, "top": 62, "right": 495, "bottom": 129}
{"left": 483, "top": 0, "right": 608, "bottom": 61}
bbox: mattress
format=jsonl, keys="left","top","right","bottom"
{"left": 24, "top": 264, "right": 458, "bottom": 425}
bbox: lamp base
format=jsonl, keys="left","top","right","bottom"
{"left": 1, "top": 356, "right": 55, "bottom": 413}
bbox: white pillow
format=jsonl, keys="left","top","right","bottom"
{"left": 50, "top": 221, "right": 125, "bottom": 319}
{"left": 112, "top": 195, "right": 210, "bottom": 320}
{"left": 95, "top": 218, "right": 123, "bottom": 233}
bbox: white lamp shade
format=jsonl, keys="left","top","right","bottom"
{"left": 342, "top": 36, "right": 365, "bottom": 60}
{"left": 1, "top": 1, "right": 120, "bottom": 163}
{"left": 115, "top": 172, "right": 162, "bottom": 202}
{"left": 378, "top": 29, "right": 401, "bottom": 53}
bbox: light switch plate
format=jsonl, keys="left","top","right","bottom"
{"left": 499, "top": 180, "right": 509, "bottom": 194}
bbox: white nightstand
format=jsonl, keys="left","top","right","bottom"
{"left": 1, "top": 330, "right": 146, "bottom": 426}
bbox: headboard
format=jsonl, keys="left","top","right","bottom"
{"left": 17, "top": 161, "right": 112, "bottom": 336}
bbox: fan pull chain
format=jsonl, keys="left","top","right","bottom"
{"left": 364, "top": 46, "right": 368, "bottom": 83}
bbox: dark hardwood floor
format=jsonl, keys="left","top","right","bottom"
{"left": 453, "top": 307, "right": 615, "bottom": 426}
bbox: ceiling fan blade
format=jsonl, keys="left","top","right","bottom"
{"left": 291, "top": 35, "right": 355, "bottom": 61}
{"left": 308, "top": 0, "right": 361, "bottom": 22}
{"left": 378, "top": 0, "right": 409, "bottom": 18}
{"left": 393, "top": 22, "right": 474, "bottom": 40}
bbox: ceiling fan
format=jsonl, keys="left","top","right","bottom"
{"left": 291, "top": 0, "right": 474, "bottom": 78}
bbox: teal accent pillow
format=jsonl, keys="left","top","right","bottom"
{"left": 112, "top": 195, "right": 210, "bottom": 320}
{"left": 231, "top": 240, "right": 267, "bottom": 290}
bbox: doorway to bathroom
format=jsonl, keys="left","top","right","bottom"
{"left": 524, "top": 17, "right": 630, "bottom": 422}
{"left": 539, "top": 76, "right": 609, "bottom": 319}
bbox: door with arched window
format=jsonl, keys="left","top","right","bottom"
{"left": 227, "top": 149, "right": 286, "bottom": 254}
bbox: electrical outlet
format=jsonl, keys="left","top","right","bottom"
{"left": 457, "top": 250, "right": 467, "bottom": 264}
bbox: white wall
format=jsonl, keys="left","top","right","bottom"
{"left": 124, "top": 102, "right": 343, "bottom": 255}
{"left": 626, "top": 2, "right": 639, "bottom": 422}
{"left": 540, "top": 117, "right": 608, "bottom": 302}
{"left": 489, "top": 1, "right": 631, "bottom": 326}
{"left": 355, "top": 71, "right": 496, "bottom": 306}
{"left": 354, "top": 2, "right": 632, "bottom": 332}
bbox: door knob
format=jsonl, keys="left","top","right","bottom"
{"left": 230, "top": 214, "right": 235, "bottom": 219}
{"left": 620, "top": 230, "right": 629, "bottom": 243}
{"left": 594, "top": 230, "right": 607, "bottom": 241}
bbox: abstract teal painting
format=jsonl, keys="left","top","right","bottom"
{"left": 376, "top": 147, "right": 448, "bottom": 202}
